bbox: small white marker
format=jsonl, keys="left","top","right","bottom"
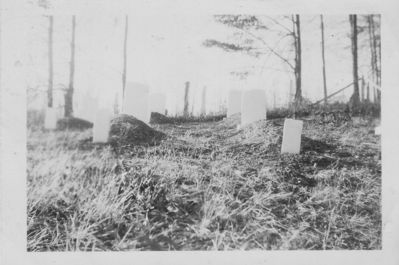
{"left": 375, "top": 125, "right": 381, "bottom": 135}
{"left": 281, "top": 118, "right": 303, "bottom": 154}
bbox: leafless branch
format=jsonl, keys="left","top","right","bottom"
{"left": 265, "top": 16, "right": 292, "bottom": 33}
{"left": 239, "top": 27, "right": 295, "bottom": 70}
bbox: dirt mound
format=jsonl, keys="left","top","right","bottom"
{"left": 150, "top": 112, "right": 170, "bottom": 124}
{"left": 56, "top": 117, "right": 93, "bottom": 131}
{"left": 109, "top": 114, "right": 166, "bottom": 147}
{"left": 224, "top": 119, "right": 282, "bottom": 159}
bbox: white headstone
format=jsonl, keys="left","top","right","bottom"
{"left": 123, "top": 82, "right": 150, "bottom": 123}
{"left": 56, "top": 106, "right": 64, "bottom": 120}
{"left": 149, "top": 93, "right": 166, "bottom": 114}
{"left": 44, "top": 107, "right": 57, "bottom": 129}
{"left": 92, "top": 108, "right": 113, "bottom": 143}
{"left": 281, "top": 119, "right": 303, "bottom": 154}
{"left": 241, "top": 89, "right": 266, "bottom": 126}
{"left": 227, "top": 90, "right": 242, "bottom": 117}
{"left": 77, "top": 95, "right": 98, "bottom": 123}
{"left": 375, "top": 125, "right": 381, "bottom": 135}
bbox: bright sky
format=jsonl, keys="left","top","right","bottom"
{"left": 2, "top": 8, "right": 378, "bottom": 116}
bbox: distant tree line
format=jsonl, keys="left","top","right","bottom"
{"left": 203, "top": 14, "right": 381, "bottom": 109}
{"left": 44, "top": 14, "right": 381, "bottom": 119}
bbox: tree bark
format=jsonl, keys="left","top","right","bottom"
{"left": 122, "top": 15, "right": 128, "bottom": 98}
{"left": 48, "top": 16, "right": 54, "bottom": 108}
{"left": 320, "top": 15, "right": 328, "bottom": 105}
{"left": 367, "top": 16, "right": 377, "bottom": 88}
{"left": 349, "top": 14, "right": 360, "bottom": 107}
{"left": 183, "top": 81, "right": 190, "bottom": 117}
{"left": 370, "top": 15, "right": 381, "bottom": 101}
{"left": 366, "top": 83, "right": 370, "bottom": 102}
{"left": 64, "top": 15, "right": 76, "bottom": 117}
{"left": 201, "top": 86, "right": 206, "bottom": 116}
{"left": 366, "top": 15, "right": 381, "bottom": 103}
{"left": 371, "top": 16, "right": 380, "bottom": 87}
{"left": 293, "top": 15, "right": 302, "bottom": 104}
{"left": 376, "top": 16, "right": 381, "bottom": 88}
{"left": 361, "top": 76, "right": 365, "bottom": 102}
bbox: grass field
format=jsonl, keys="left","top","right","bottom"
{"left": 27, "top": 114, "right": 381, "bottom": 251}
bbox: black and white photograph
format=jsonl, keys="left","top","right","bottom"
{"left": 1, "top": 0, "right": 399, "bottom": 264}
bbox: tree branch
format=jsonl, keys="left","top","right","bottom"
{"left": 265, "top": 16, "right": 292, "bottom": 33}
{"left": 239, "top": 27, "right": 295, "bottom": 70}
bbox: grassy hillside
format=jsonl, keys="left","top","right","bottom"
{"left": 27, "top": 115, "right": 381, "bottom": 251}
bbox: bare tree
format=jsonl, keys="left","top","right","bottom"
{"left": 293, "top": 15, "right": 302, "bottom": 104}
{"left": 47, "top": 15, "right": 53, "bottom": 108}
{"left": 366, "top": 83, "right": 370, "bottom": 102}
{"left": 201, "top": 86, "right": 207, "bottom": 116}
{"left": 122, "top": 15, "right": 128, "bottom": 98}
{"left": 320, "top": 15, "right": 328, "bottom": 105}
{"left": 183, "top": 81, "right": 190, "bottom": 117}
{"left": 361, "top": 76, "right": 365, "bottom": 102}
{"left": 64, "top": 15, "right": 76, "bottom": 117}
{"left": 204, "top": 15, "right": 303, "bottom": 105}
{"left": 367, "top": 15, "right": 381, "bottom": 102}
{"left": 349, "top": 14, "right": 360, "bottom": 107}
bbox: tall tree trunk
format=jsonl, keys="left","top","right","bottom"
{"left": 370, "top": 15, "right": 381, "bottom": 101}
{"left": 191, "top": 97, "right": 195, "bottom": 116}
{"left": 289, "top": 79, "right": 293, "bottom": 105}
{"left": 376, "top": 16, "right": 381, "bottom": 88}
{"left": 367, "top": 15, "right": 380, "bottom": 103}
{"left": 293, "top": 15, "right": 302, "bottom": 104}
{"left": 320, "top": 15, "right": 328, "bottom": 105}
{"left": 122, "top": 15, "right": 128, "bottom": 98}
{"left": 349, "top": 14, "right": 360, "bottom": 107}
{"left": 366, "top": 83, "right": 370, "bottom": 102}
{"left": 361, "top": 76, "right": 365, "bottom": 102}
{"left": 201, "top": 86, "right": 206, "bottom": 116}
{"left": 48, "top": 16, "right": 54, "bottom": 108}
{"left": 64, "top": 15, "right": 76, "bottom": 117}
{"left": 367, "top": 15, "right": 376, "bottom": 84}
{"left": 183, "top": 81, "right": 190, "bottom": 117}
{"left": 370, "top": 15, "right": 380, "bottom": 87}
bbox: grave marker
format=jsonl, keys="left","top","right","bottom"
{"left": 56, "top": 106, "right": 64, "bottom": 120}
{"left": 44, "top": 107, "right": 57, "bottom": 129}
{"left": 93, "top": 108, "right": 113, "bottom": 143}
{"left": 123, "top": 82, "right": 150, "bottom": 123}
{"left": 241, "top": 89, "right": 266, "bottom": 126}
{"left": 281, "top": 119, "right": 303, "bottom": 154}
{"left": 375, "top": 125, "right": 381, "bottom": 135}
{"left": 227, "top": 90, "right": 242, "bottom": 117}
{"left": 77, "top": 95, "right": 98, "bottom": 123}
{"left": 149, "top": 93, "right": 166, "bottom": 114}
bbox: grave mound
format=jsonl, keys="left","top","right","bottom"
{"left": 109, "top": 114, "right": 166, "bottom": 146}
{"left": 150, "top": 112, "right": 170, "bottom": 124}
{"left": 240, "top": 119, "right": 281, "bottom": 144}
{"left": 56, "top": 117, "right": 93, "bottom": 131}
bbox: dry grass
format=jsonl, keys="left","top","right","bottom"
{"left": 27, "top": 115, "right": 381, "bottom": 251}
